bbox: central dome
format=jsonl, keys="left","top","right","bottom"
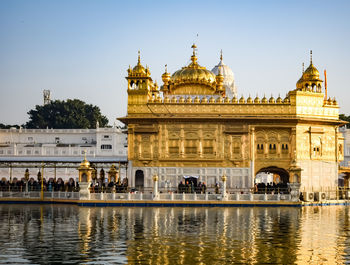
{"left": 170, "top": 44, "right": 217, "bottom": 88}
{"left": 161, "top": 44, "right": 225, "bottom": 96}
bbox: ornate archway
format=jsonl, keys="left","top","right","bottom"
{"left": 255, "top": 166, "right": 290, "bottom": 194}
{"left": 135, "top": 170, "right": 144, "bottom": 190}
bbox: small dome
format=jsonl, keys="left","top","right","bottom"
{"left": 224, "top": 97, "right": 230, "bottom": 103}
{"left": 171, "top": 96, "right": 177, "bottom": 103}
{"left": 269, "top": 96, "right": 275, "bottom": 103}
{"left": 261, "top": 95, "right": 268, "bottom": 104}
{"left": 80, "top": 157, "right": 90, "bottom": 168}
{"left": 194, "top": 96, "right": 200, "bottom": 103}
{"left": 211, "top": 51, "right": 237, "bottom": 97}
{"left": 179, "top": 96, "right": 185, "bottom": 103}
{"left": 303, "top": 63, "right": 320, "bottom": 80}
{"left": 186, "top": 96, "right": 192, "bottom": 103}
{"left": 217, "top": 97, "right": 224, "bottom": 103}
{"left": 254, "top": 96, "right": 260, "bottom": 103}
{"left": 283, "top": 96, "right": 290, "bottom": 103}
{"left": 232, "top": 96, "right": 238, "bottom": 103}
{"left": 209, "top": 96, "right": 215, "bottom": 103}
{"left": 132, "top": 51, "right": 146, "bottom": 74}
{"left": 202, "top": 97, "right": 208, "bottom": 103}
{"left": 276, "top": 96, "right": 283, "bottom": 104}
{"left": 246, "top": 95, "right": 253, "bottom": 103}
{"left": 164, "top": 96, "right": 170, "bottom": 103}
{"left": 239, "top": 96, "right": 245, "bottom": 104}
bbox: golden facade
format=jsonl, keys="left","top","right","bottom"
{"left": 119, "top": 45, "right": 345, "bottom": 192}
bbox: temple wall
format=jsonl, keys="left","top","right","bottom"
{"left": 299, "top": 160, "right": 338, "bottom": 192}
{"left": 130, "top": 166, "right": 251, "bottom": 189}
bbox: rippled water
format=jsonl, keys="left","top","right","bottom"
{"left": 0, "top": 205, "right": 349, "bottom": 264}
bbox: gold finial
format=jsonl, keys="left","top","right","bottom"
{"left": 302, "top": 63, "right": 304, "bottom": 73}
{"left": 165, "top": 64, "right": 168, "bottom": 73}
{"left": 310, "top": 50, "right": 312, "bottom": 64}
{"left": 138, "top": 50, "right": 141, "bottom": 64}
{"left": 191, "top": 43, "right": 197, "bottom": 56}
{"left": 220, "top": 49, "right": 223, "bottom": 61}
{"left": 190, "top": 43, "right": 198, "bottom": 64}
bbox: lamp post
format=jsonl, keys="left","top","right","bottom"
{"left": 24, "top": 169, "right": 29, "bottom": 193}
{"left": 222, "top": 174, "right": 227, "bottom": 200}
{"left": 153, "top": 175, "right": 159, "bottom": 199}
{"left": 40, "top": 163, "right": 44, "bottom": 200}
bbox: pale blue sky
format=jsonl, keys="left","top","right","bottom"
{"left": 1, "top": 0, "right": 350, "bottom": 125}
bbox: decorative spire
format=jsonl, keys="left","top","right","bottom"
{"left": 190, "top": 43, "right": 198, "bottom": 65}
{"left": 310, "top": 50, "right": 313, "bottom": 64}
{"left": 165, "top": 64, "right": 168, "bottom": 73}
{"left": 191, "top": 43, "right": 197, "bottom": 56}
{"left": 220, "top": 49, "right": 223, "bottom": 61}
{"left": 302, "top": 63, "right": 304, "bottom": 73}
{"left": 138, "top": 50, "right": 141, "bottom": 64}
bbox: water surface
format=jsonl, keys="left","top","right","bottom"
{"left": 0, "top": 205, "right": 349, "bottom": 264}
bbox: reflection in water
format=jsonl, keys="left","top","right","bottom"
{"left": 0, "top": 205, "right": 349, "bottom": 264}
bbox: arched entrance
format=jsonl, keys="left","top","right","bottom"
{"left": 255, "top": 166, "right": 290, "bottom": 194}
{"left": 135, "top": 170, "right": 144, "bottom": 191}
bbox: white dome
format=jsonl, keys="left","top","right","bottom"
{"left": 211, "top": 56, "right": 237, "bottom": 97}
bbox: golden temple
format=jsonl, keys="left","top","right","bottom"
{"left": 119, "top": 45, "right": 345, "bottom": 193}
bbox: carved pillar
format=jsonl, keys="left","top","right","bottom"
{"left": 221, "top": 175, "right": 227, "bottom": 200}
{"left": 250, "top": 127, "right": 255, "bottom": 188}
{"left": 153, "top": 174, "right": 159, "bottom": 199}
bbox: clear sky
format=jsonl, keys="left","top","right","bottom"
{"left": 1, "top": 0, "right": 350, "bottom": 126}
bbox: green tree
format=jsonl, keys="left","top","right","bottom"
{"left": 0, "top": 123, "right": 20, "bottom": 129}
{"left": 340, "top": 114, "right": 350, "bottom": 128}
{"left": 25, "top": 99, "right": 108, "bottom": 129}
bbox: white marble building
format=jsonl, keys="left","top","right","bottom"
{"left": 0, "top": 126, "right": 128, "bottom": 181}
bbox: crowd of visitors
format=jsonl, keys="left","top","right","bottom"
{"left": 254, "top": 182, "right": 290, "bottom": 194}
{"left": 89, "top": 178, "right": 128, "bottom": 193}
{"left": 0, "top": 177, "right": 79, "bottom": 192}
{"left": 177, "top": 179, "right": 207, "bottom": 193}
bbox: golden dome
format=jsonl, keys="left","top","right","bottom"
{"left": 239, "top": 96, "right": 245, "bottom": 104}
{"left": 283, "top": 96, "right": 290, "bottom": 103}
{"left": 269, "top": 96, "right": 275, "bottom": 103}
{"left": 186, "top": 96, "right": 192, "bottom": 103}
{"left": 224, "top": 97, "right": 230, "bottom": 103}
{"left": 303, "top": 63, "right": 320, "bottom": 80}
{"left": 194, "top": 96, "right": 200, "bottom": 103}
{"left": 80, "top": 157, "right": 90, "bottom": 168}
{"left": 232, "top": 96, "right": 238, "bottom": 103}
{"left": 170, "top": 44, "right": 217, "bottom": 89}
{"left": 276, "top": 95, "right": 283, "bottom": 104}
{"left": 261, "top": 95, "right": 268, "bottom": 104}
{"left": 254, "top": 96, "right": 260, "bottom": 103}
{"left": 133, "top": 51, "right": 146, "bottom": 74}
{"left": 217, "top": 97, "right": 224, "bottom": 103}
{"left": 202, "top": 97, "right": 208, "bottom": 103}
{"left": 246, "top": 95, "right": 253, "bottom": 104}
